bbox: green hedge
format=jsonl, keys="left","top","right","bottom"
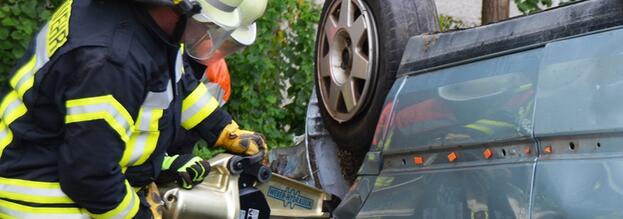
{"left": 225, "top": 1, "right": 320, "bottom": 148}
{"left": 0, "top": 0, "right": 62, "bottom": 79}
{"left": 0, "top": 1, "right": 320, "bottom": 151}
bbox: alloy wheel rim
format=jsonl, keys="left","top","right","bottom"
{"left": 317, "top": 0, "right": 378, "bottom": 122}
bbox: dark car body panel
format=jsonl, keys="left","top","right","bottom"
{"left": 334, "top": 0, "right": 623, "bottom": 218}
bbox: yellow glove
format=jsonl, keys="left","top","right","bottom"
{"left": 215, "top": 121, "right": 267, "bottom": 156}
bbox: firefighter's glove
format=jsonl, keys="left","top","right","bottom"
{"left": 215, "top": 121, "right": 267, "bottom": 156}
{"left": 161, "top": 154, "right": 211, "bottom": 190}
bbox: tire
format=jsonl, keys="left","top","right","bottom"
{"left": 314, "top": 0, "right": 439, "bottom": 152}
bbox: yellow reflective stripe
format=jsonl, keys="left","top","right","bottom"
{"left": 464, "top": 124, "right": 494, "bottom": 135}
{"left": 16, "top": 77, "right": 34, "bottom": 99}
{"left": 46, "top": 0, "right": 72, "bottom": 57}
{"left": 0, "top": 212, "right": 18, "bottom": 219}
{"left": 120, "top": 108, "right": 162, "bottom": 167}
{"left": 0, "top": 123, "right": 13, "bottom": 158}
{"left": 130, "top": 131, "right": 160, "bottom": 166}
{"left": 0, "top": 91, "right": 27, "bottom": 158}
{"left": 133, "top": 110, "right": 162, "bottom": 166}
{"left": 89, "top": 181, "right": 139, "bottom": 219}
{"left": 182, "top": 84, "right": 208, "bottom": 112}
{"left": 0, "top": 190, "right": 73, "bottom": 204}
{"left": 0, "top": 176, "right": 61, "bottom": 189}
{"left": 0, "top": 91, "right": 27, "bottom": 125}
{"left": 0, "top": 199, "right": 85, "bottom": 217}
{"left": 148, "top": 109, "right": 163, "bottom": 131}
{"left": 9, "top": 55, "right": 36, "bottom": 90}
{"left": 182, "top": 98, "right": 219, "bottom": 130}
{"left": 65, "top": 95, "right": 134, "bottom": 142}
{"left": 181, "top": 84, "right": 219, "bottom": 129}
{"left": 0, "top": 177, "right": 74, "bottom": 204}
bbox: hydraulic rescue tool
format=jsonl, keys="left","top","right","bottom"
{"left": 160, "top": 150, "right": 340, "bottom": 219}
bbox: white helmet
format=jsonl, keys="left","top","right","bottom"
{"left": 184, "top": 0, "right": 267, "bottom": 63}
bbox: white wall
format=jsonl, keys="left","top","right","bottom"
{"left": 314, "top": 0, "right": 566, "bottom": 26}
{"left": 435, "top": 0, "right": 522, "bottom": 26}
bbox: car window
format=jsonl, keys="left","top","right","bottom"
{"left": 534, "top": 28, "right": 623, "bottom": 136}
{"left": 384, "top": 49, "right": 542, "bottom": 151}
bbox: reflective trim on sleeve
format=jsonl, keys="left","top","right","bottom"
{"left": 65, "top": 95, "right": 134, "bottom": 142}
{"left": 0, "top": 199, "right": 88, "bottom": 219}
{"left": 0, "top": 177, "right": 74, "bottom": 204}
{"left": 0, "top": 124, "right": 13, "bottom": 157}
{"left": 121, "top": 108, "right": 163, "bottom": 167}
{"left": 181, "top": 84, "right": 219, "bottom": 130}
{"left": 0, "top": 91, "right": 27, "bottom": 158}
{"left": 0, "top": 91, "right": 28, "bottom": 125}
{"left": 88, "top": 181, "right": 139, "bottom": 219}
{"left": 206, "top": 82, "right": 227, "bottom": 106}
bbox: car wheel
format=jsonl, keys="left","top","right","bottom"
{"left": 315, "top": 0, "right": 439, "bottom": 153}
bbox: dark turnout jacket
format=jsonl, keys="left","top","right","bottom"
{"left": 0, "top": 0, "right": 231, "bottom": 218}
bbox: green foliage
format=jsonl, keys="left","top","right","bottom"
{"left": 1, "top": 0, "right": 320, "bottom": 156}
{"left": 515, "top": 0, "right": 576, "bottom": 14}
{"left": 439, "top": 14, "right": 468, "bottom": 32}
{"left": 192, "top": 140, "right": 225, "bottom": 159}
{"left": 224, "top": 0, "right": 320, "bottom": 148}
{"left": 0, "top": 0, "right": 63, "bottom": 82}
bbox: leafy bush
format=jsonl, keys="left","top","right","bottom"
{"left": 515, "top": 0, "right": 577, "bottom": 14}
{"left": 0, "top": 0, "right": 62, "bottom": 80}
{"left": 224, "top": 1, "right": 320, "bottom": 148}
{"left": 1, "top": 0, "right": 320, "bottom": 158}
{"left": 439, "top": 14, "right": 468, "bottom": 31}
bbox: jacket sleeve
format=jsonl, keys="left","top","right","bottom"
{"left": 57, "top": 47, "right": 144, "bottom": 218}
{"left": 178, "top": 69, "right": 232, "bottom": 146}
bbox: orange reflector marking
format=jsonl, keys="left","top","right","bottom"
{"left": 524, "top": 146, "right": 531, "bottom": 154}
{"left": 483, "top": 148, "right": 493, "bottom": 159}
{"left": 448, "top": 152, "right": 457, "bottom": 162}
{"left": 544, "top": 145, "right": 553, "bottom": 153}
{"left": 414, "top": 156, "right": 424, "bottom": 165}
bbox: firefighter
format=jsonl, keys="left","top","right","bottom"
{"left": 0, "top": 0, "right": 267, "bottom": 218}
{"left": 167, "top": 4, "right": 260, "bottom": 156}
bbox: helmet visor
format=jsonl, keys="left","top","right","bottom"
{"left": 203, "top": 37, "right": 246, "bottom": 64}
{"left": 184, "top": 17, "right": 234, "bottom": 61}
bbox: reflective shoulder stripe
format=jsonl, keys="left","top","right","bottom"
{"left": 88, "top": 181, "right": 139, "bottom": 219}
{"left": 0, "top": 0, "right": 71, "bottom": 157}
{"left": 0, "top": 177, "right": 74, "bottom": 204}
{"left": 0, "top": 199, "right": 87, "bottom": 219}
{"left": 65, "top": 95, "right": 135, "bottom": 142}
{"left": 9, "top": 55, "right": 37, "bottom": 98}
{"left": 181, "top": 83, "right": 219, "bottom": 130}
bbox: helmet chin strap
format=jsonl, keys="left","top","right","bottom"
{"left": 172, "top": 15, "right": 188, "bottom": 43}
